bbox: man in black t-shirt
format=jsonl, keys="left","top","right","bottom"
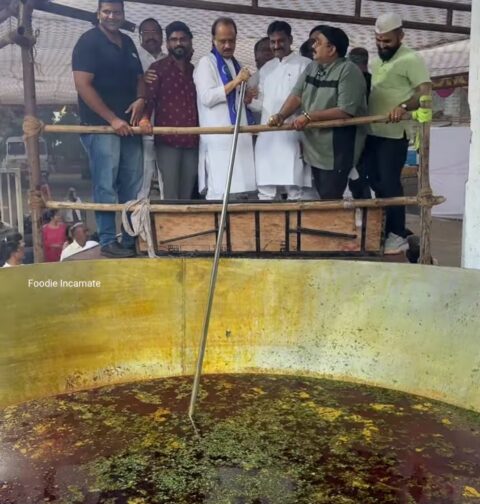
{"left": 72, "top": 0, "right": 145, "bottom": 258}
{"left": 348, "top": 47, "right": 372, "bottom": 200}
{"left": 348, "top": 47, "right": 372, "bottom": 100}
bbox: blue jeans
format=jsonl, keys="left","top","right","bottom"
{"left": 80, "top": 134, "right": 143, "bottom": 247}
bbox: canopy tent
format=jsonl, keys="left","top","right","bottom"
{"left": 0, "top": 0, "right": 472, "bottom": 105}
{"left": 0, "top": 0, "right": 473, "bottom": 265}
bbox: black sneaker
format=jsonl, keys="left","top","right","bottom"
{"left": 101, "top": 241, "right": 135, "bottom": 258}
{"left": 406, "top": 235, "right": 420, "bottom": 263}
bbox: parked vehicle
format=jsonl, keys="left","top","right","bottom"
{"left": 1, "top": 137, "right": 50, "bottom": 182}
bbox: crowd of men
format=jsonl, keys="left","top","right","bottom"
{"left": 72, "top": 0, "right": 432, "bottom": 258}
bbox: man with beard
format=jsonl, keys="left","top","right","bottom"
{"left": 137, "top": 18, "right": 167, "bottom": 199}
{"left": 139, "top": 21, "right": 199, "bottom": 200}
{"left": 194, "top": 17, "right": 256, "bottom": 200}
{"left": 72, "top": 0, "right": 144, "bottom": 258}
{"left": 366, "top": 12, "right": 431, "bottom": 254}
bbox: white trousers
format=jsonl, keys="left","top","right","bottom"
{"left": 258, "top": 185, "right": 317, "bottom": 201}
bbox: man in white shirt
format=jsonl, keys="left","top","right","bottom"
{"left": 249, "top": 37, "right": 273, "bottom": 89}
{"left": 193, "top": 17, "right": 256, "bottom": 200}
{"left": 250, "top": 21, "right": 312, "bottom": 200}
{"left": 61, "top": 222, "right": 99, "bottom": 261}
{"left": 137, "top": 18, "right": 167, "bottom": 199}
{"left": 248, "top": 37, "right": 273, "bottom": 124}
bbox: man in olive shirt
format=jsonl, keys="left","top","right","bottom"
{"left": 269, "top": 25, "right": 367, "bottom": 199}
{"left": 366, "top": 13, "right": 431, "bottom": 254}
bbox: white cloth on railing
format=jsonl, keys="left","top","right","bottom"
{"left": 121, "top": 199, "right": 158, "bottom": 258}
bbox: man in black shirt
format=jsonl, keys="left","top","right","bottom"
{"left": 348, "top": 47, "right": 371, "bottom": 99}
{"left": 72, "top": 0, "right": 145, "bottom": 258}
{"left": 348, "top": 46, "right": 372, "bottom": 200}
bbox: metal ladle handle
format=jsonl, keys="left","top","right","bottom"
{"left": 188, "top": 81, "right": 248, "bottom": 426}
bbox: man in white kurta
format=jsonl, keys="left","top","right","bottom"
{"left": 60, "top": 222, "right": 99, "bottom": 261}
{"left": 193, "top": 17, "right": 256, "bottom": 200}
{"left": 251, "top": 21, "right": 312, "bottom": 200}
{"left": 137, "top": 18, "right": 167, "bottom": 199}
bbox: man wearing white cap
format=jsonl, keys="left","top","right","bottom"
{"left": 60, "top": 222, "right": 99, "bottom": 261}
{"left": 365, "top": 12, "right": 431, "bottom": 254}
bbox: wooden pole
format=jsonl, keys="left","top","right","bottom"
{"left": 41, "top": 115, "right": 389, "bottom": 136}
{"left": 369, "top": 0, "right": 470, "bottom": 11}
{"left": 32, "top": 1, "right": 136, "bottom": 32}
{"left": 418, "top": 116, "right": 433, "bottom": 265}
{"left": 126, "top": 0, "right": 470, "bottom": 34}
{"left": 0, "top": 26, "right": 35, "bottom": 50}
{"left": 0, "top": 0, "right": 19, "bottom": 25}
{"left": 19, "top": 0, "right": 43, "bottom": 262}
{"left": 44, "top": 195, "right": 445, "bottom": 214}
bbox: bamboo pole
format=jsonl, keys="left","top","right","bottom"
{"left": 417, "top": 100, "right": 433, "bottom": 265}
{"left": 45, "top": 195, "right": 445, "bottom": 214}
{"left": 19, "top": 1, "right": 43, "bottom": 262}
{"left": 0, "top": 26, "right": 35, "bottom": 50}
{"left": 0, "top": 0, "right": 19, "bottom": 25}
{"left": 41, "top": 114, "right": 389, "bottom": 136}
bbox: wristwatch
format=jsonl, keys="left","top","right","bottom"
{"left": 400, "top": 103, "right": 408, "bottom": 111}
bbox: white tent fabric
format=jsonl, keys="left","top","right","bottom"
{"left": 430, "top": 126, "right": 470, "bottom": 218}
{"left": 418, "top": 39, "right": 470, "bottom": 77}
{"left": 0, "top": 0, "right": 472, "bottom": 105}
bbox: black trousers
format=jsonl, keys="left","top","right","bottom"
{"left": 348, "top": 173, "right": 372, "bottom": 199}
{"left": 363, "top": 134, "right": 409, "bottom": 237}
{"left": 348, "top": 150, "right": 372, "bottom": 200}
{"left": 312, "top": 166, "right": 350, "bottom": 200}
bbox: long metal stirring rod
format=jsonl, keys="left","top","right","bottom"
{"left": 188, "top": 81, "right": 247, "bottom": 426}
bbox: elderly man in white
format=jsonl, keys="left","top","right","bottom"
{"left": 193, "top": 17, "right": 256, "bottom": 200}
{"left": 137, "top": 18, "right": 167, "bottom": 199}
{"left": 60, "top": 222, "right": 99, "bottom": 261}
{"left": 250, "top": 20, "right": 312, "bottom": 200}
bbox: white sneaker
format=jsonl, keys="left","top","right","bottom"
{"left": 384, "top": 232, "right": 409, "bottom": 255}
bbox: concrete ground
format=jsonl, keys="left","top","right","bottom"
{"left": 407, "top": 214, "right": 462, "bottom": 267}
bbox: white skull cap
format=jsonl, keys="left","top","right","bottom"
{"left": 375, "top": 12, "right": 403, "bottom": 34}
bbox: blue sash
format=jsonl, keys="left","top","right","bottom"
{"left": 211, "top": 46, "right": 254, "bottom": 126}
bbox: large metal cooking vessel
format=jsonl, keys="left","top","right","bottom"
{"left": 1, "top": 259, "right": 479, "bottom": 412}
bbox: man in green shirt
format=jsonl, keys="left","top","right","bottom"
{"left": 268, "top": 25, "right": 367, "bottom": 199}
{"left": 366, "top": 12, "right": 432, "bottom": 254}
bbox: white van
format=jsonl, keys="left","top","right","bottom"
{"left": 3, "top": 136, "right": 50, "bottom": 180}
